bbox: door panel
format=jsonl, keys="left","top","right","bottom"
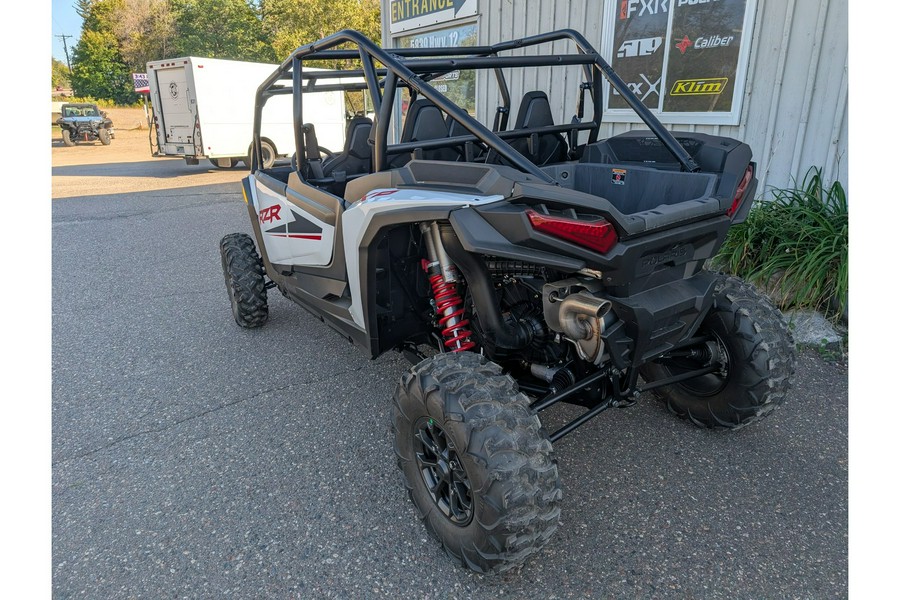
{"left": 253, "top": 176, "right": 336, "bottom": 267}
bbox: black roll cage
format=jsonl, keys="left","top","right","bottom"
{"left": 249, "top": 28, "right": 700, "bottom": 182}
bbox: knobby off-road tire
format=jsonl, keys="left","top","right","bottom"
{"left": 99, "top": 129, "right": 112, "bottom": 145}
{"left": 61, "top": 129, "right": 75, "bottom": 146}
{"left": 392, "top": 352, "right": 562, "bottom": 574}
{"left": 642, "top": 274, "right": 796, "bottom": 429}
{"left": 219, "top": 233, "right": 268, "bottom": 328}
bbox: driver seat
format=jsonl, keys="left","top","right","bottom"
{"left": 322, "top": 116, "right": 373, "bottom": 179}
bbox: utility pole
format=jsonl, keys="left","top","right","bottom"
{"left": 56, "top": 34, "right": 73, "bottom": 73}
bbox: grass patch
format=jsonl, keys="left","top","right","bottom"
{"left": 712, "top": 167, "right": 848, "bottom": 322}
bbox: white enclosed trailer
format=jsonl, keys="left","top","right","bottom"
{"left": 147, "top": 57, "right": 346, "bottom": 169}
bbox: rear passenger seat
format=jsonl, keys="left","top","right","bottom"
{"left": 391, "top": 99, "right": 461, "bottom": 167}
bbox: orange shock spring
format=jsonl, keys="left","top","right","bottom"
{"left": 423, "top": 261, "right": 475, "bottom": 353}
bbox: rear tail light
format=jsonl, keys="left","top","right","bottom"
{"left": 526, "top": 209, "right": 618, "bottom": 254}
{"left": 727, "top": 165, "right": 754, "bottom": 217}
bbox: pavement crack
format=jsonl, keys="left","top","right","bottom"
{"left": 52, "top": 195, "right": 240, "bottom": 224}
{"left": 52, "top": 368, "right": 361, "bottom": 467}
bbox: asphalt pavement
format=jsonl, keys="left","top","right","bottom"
{"left": 51, "top": 173, "right": 848, "bottom": 598}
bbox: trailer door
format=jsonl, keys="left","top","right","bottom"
{"left": 154, "top": 65, "right": 195, "bottom": 145}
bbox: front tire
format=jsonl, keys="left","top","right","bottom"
{"left": 219, "top": 233, "right": 268, "bottom": 328}
{"left": 392, "top": 352, "right": 562, "bottom": 574}
{"left": 98, "top": 129, "right": 111, "bottom": 145}
{"left": 642, "top": 274, "right": 796, "bottom": 429}
{"left": 61, "top": 129, "right": 75, "bottom": 146}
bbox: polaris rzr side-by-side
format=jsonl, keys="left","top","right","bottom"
{"left": 57, "top": 103, "right": 115, "bottom": 146}
{"left": 219, "top": 29, "right": 796, "bottom": 574}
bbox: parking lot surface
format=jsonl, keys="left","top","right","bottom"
{"left": 52, "top": 128, "right": 848, "bottom": 598}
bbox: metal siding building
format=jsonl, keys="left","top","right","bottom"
{"left": 382, "top": 0, "right": 848, "bottom": 197}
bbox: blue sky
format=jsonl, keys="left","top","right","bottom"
{"left": 51, "top": 0, "right": 83, "bottom": 64}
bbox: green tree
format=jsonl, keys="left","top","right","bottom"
{"left": 71, "top": 29, "right": 139, "bottom": 103}
{"left": 52, "top": 58, "right": 72, "bottom": 89}
{"left": 260, "top": 0, "right": 381, "bottom": 61}
{"left": 170, "top": 0, "right": 275, "bottom": 62}
{"left": 71, "top": 0, "right": 139, "bottom": 103}
{"left": 112, "top": 0, "right": 177, "bottom": 69}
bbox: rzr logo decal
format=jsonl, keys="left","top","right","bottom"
{"left": 259, "top": 205, "right": 282, "bottom": 224}
{"left": 262, "top": 208, "right": 323, "bottom": 240}
{"left": 617, "top": 37, "right": 663, "bottom": 58}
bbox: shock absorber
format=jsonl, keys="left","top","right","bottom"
{"left": 420, "top": 223, "right": 475, "bottom": 353}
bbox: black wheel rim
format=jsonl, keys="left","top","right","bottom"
{"left": 655, "top": 330, "right": 731, "bottom": 397}
{"left": 413, "top": 418, "right": 473, "bottom": 526}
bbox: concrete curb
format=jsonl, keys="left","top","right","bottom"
{"left": 784, "top": 309, "right": 847, "bottom": 353}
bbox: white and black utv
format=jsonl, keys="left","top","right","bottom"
{"left": 220, "top": 29, "right": 796, "bottom": 574}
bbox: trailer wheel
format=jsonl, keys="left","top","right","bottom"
{"left": 99, "top": 129, "right": 111, "bottom": 145}
{"left": 641, "top": 274, "right": 796, "bottom": 429}
{"left": 392, "top": 352, "right": 562, "bottom": 574}
{"left": 219, "top": 233, "right": 268, "bottom": 328}
{"left": 209, "top": 158, "right": 239, "bottom": 169}
{"left": 62, "top": 129, "right": 76, "bottom": 147}
{"left": 247, "top": 140, "right": 276, "bottom": 170}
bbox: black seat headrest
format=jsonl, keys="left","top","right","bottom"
{"left": 514, "top": 91, "right": 556, "bottom": 129}
{"left": 401, "top": 99, "right": 449, "bottom": 143}
{"left": 344, "top": 116, "right": 373, "bottom": 159}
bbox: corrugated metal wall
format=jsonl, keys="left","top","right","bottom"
{"left": 402, "top": 0, "right": 848, "bottom": 197}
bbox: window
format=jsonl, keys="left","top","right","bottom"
{"left": 601, "top": 0, "right": 757, "bottom": 125}
{"left": 395, "top": 22, "right": 479, "bottom": 116}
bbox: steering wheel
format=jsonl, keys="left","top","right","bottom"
{"left": 291, "top": 147, "right": 336, "bottom": 171}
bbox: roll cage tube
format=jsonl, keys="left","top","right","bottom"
{"left": 248, "top": 28, "right": 700, "bottom": 176}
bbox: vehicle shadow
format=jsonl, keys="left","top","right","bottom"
{"left": 51, "top": 138, "right": 104, "bottom": 148}
{"left": 51, "top": 159, "right": 248, "bottom": 179}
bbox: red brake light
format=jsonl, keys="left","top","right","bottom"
{"left": 727, "top": 165, "right": 754, "bottom": 217}
{"left": 526, "top": 209, "right": 618, "bottom": 254}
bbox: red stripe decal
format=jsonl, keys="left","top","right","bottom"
{"left": 268, "top": 234, "right": 322, "bottom": 240}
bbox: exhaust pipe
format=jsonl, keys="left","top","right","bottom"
{"left": 550, "top": 292, "right": 614, "bottom": 365}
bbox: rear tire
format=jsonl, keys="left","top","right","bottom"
{"left": 392, "top": 352, "right": 562, "bottom": 574}
{"left": 219, "top": 233, "right": 268, "bottom": 328}
{"left": 642, "top": 274, "right": 795, "bottom": 429}
{"left": 62, "top": 129, "right": 75, "bottom": 146}
{"left": 99, "top": 129, "right": 111, "bottom": 145}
